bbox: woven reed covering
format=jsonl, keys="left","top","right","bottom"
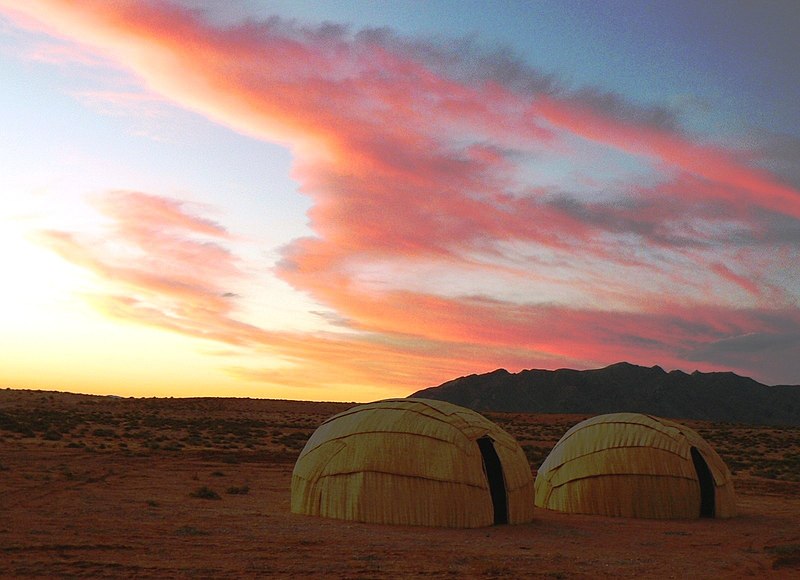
{"left": 291, "top": 398, "right": 535, "bottom": 527}
{"left": 534, "top": 412, "right": 736, "bottom": 519}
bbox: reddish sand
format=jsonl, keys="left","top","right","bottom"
{"left": 1, "top": 389, "right": 798, "bottom": 578}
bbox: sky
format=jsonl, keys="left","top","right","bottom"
{"left": 1, "top": 0, "right": 799, "bottom": 401}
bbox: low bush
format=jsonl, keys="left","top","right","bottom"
{"left": 191, "top": 486, "right": 221, "bottom": 500}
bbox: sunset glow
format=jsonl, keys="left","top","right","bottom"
{"left": 1, "top": 1, "right": 798, "bottom": 399}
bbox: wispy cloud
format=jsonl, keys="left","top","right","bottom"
{"left": 34, "top": 191, "right": 239, "bottom": 317}
{"left": 6, "top": 0, "right": 800, "bottom": 387}
{"left": 70, "top": 89, "right": 167, "bottom": 119}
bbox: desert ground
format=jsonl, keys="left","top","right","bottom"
{"left": 1, "top": 388, "right": 799, "bottom": 578}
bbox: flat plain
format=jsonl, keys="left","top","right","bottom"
{"left": 1, "top": 389, "right": 799, "bottom": 578}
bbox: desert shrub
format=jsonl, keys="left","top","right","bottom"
{"left": 0, "top": 411, "right": 17, "bottom": 432}
{"left": 482, "top": 564, "right": 513, "bottom": 576}
{"left": 767, "top": 544, "right": 800, "bottom": 570}
{"left": 522, "top": 444, "right": 552, "bottom": 466}
{"left": 175, "top": 525, "right": 209, "bottom": 536}
{"left": 43, "top": 430, "right": 62, "bottom": 441}
{"left": 211, "top": 471, "right": 225, "bottom": 477}
{"left": 92, "top": 428, "right": 116, "bottom": 438}
{"left": 226, "top": 485, "right": 250, "bottom": 495}
{"left": 272, "top": 431, "right": 311, "bottom": 450}
{"left": 191, "top": 486, "right": 221, "bottom": 500}
{"left": 753, "top": 468, "right": 779, "bottom": 480}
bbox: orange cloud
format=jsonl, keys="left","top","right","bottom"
{"left": 32, "top": 190, "right": 800, "bottom": 391}
{"left": 31, "top": 191, "right": 550, "bottom": 393}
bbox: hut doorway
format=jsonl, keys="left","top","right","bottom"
{"left": 691, "top": 447, "right": 715, "bottom": 518}
{"left": 477, "top": 437, "right": 508, "bottom": 524}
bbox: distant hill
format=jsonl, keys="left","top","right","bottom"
{"left": 411, "top": 362, "right": 800, "bottom": 426}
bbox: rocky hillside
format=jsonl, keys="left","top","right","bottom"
{"left": 411, "top": 362, "right": 800, "bottom": 425}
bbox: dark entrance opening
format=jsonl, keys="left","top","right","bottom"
{"left": 690, "top": 447, "right": 715, "bottom": 518}
{"left": 477, "top": 437, "right": 508, "bottom": 525}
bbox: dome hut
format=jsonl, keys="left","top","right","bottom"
{"left": 534, "top": 413, "right": 736, "bottom": 519}
{"left": 291, "top": 398, "right": 535, "bottom": 527}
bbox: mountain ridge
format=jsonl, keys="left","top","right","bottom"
{"left": 411, "top": 362, "right": 800, "bottom": 425}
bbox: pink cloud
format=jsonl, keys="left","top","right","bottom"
{"left": 710, "top": 263, "right": 763, "bottom": 298}
{"left": 24, "top": 39, "right": 108, "bottom": 67}
{"left": 533, "top": 96, "right": 800, "bottom": 218}
{"left": 7, "top": 1, "right": 800, "bottom": 387}
{"left": 92, "top": 190, "right": 229, "bottom": 238}
{"left": 71, "top": 89, "right": 168, "bottom": 119}
{"left": 34, "top": 191, "right": 239, "bottom": 317}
